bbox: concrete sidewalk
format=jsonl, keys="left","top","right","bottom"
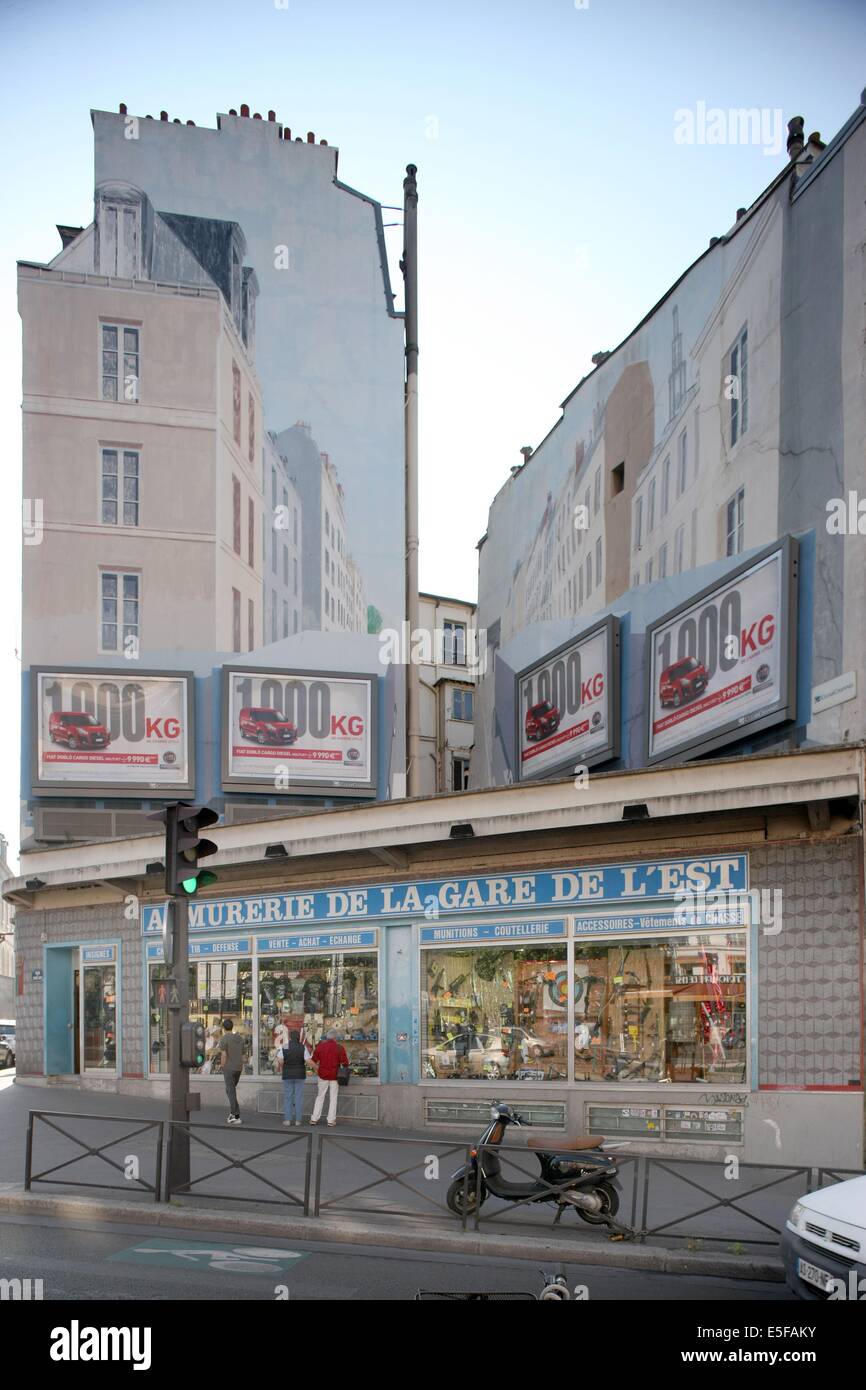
{"left": 1, "top": 1076, "right": 799, "bottom": 1276}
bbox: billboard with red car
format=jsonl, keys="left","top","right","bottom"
{"left": 646, "top": 538, "right": 798, "bottom": 765}
{"left": 222, "top": 666, "right": 377, "bottom": 797}
{"left": 32, "top": 668, "right": 194, "bottom": 796}
{"left": 515, "top": 616, "right": 620, "bottom": 781}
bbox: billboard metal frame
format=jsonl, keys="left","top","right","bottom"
{"left": 514, "top": 614, "right": 621, "bottom": 783}
{"left": 30, "top": 666, "right": 196, "bottom": 799}
{"left": 643, "top": 536, "right": 799, "bottom": 767}
{"left": 220, "top": 664, "right": 379, "bottom": 799}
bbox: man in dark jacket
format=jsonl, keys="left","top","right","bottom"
{"left": 310, "top": 1029, "right": 349, "bottom": 1126}
{"left": 279, "top": 1029, "right": 308, "bottom": 1126}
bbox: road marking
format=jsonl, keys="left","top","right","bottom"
{"left": 107, "top": 1238, "right": 309, "bottom": 1275}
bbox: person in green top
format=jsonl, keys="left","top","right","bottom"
{"left": 215, "top": 1019, "right": 245, "bottom": 1125}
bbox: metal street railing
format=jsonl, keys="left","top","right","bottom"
{"left": 165, "top": 1121, "right": 312, "bottom": 1210}
{"left": 24, "top": 1110, "right": 164, "bottom": 1201}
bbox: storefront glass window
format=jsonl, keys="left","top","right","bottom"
{"left": 421, "top": 945, "right": 569, "bottom": 1081}
{"left": 148, "top": 960, "right": 253, "bottom": 1075}
{"left": 574, "top": 932, "right": 747, "bottom": 1084}
{"left": 82, "top": 964, "right": 117, "bottom": 1070}
{"left": 258, "top": 953, "right": 379, "bottom": 1078}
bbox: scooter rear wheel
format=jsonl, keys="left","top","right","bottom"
{"left": 575, "top": 1181, "right": 620, "bottom": 1225}
{"left": 446, "top": 1178, "right": 485, "bottom": 1216}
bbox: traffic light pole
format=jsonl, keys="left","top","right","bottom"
{"left": 167, "top": 894, "right": 192, "bottom": 1193}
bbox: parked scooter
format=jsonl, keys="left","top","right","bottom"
{"left": 446, "top": 1102, "right": 622, "bottom": 1227}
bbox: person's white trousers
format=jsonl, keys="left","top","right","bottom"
{"left": 311, "top": 1077, "right": 339, "bottom": 1124}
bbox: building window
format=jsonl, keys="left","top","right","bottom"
{"left": 634, "top": 495, "right": 643, "bottom": 551}
{"left": 611, "top": 461, "right": 625, "bottom": 495}
{"left": 585, "top": 552, "right": 592, "bottom": 596}
{"left": 258, "top": 953, "right": 378, "bottom": 1077}
{"left": 148, "top": 959, "right": 253, "bottom": 1077}
{"left": 271, "top": 593, "right": 277, "bottom": 642}
{"left": 293, "top": 557, "right": 298, "bottom": 597}
{"left": 421, "top": 941, "right": 568, "bottom": 1080}
{"left": 248, "top": 598, "right": 255, "bottom": 652}
{"left": 593, "top": 469, "right": 600, "bottom": 515}
{"left": 452, "top": 688, "right": 474, "bottom": 721}
{"left": 99, "top": 200, "right": 140, "bottom": 278}
{"left": 729, "top": 327, "right": 748, "bottom": 445}
{"left": 231, "top": 247, "right": 242, "bottom": 331}
{"left": 452, "top": 757, "right": 470, "bottom": 792}
{"left": 293, "top": 508, "right": 298, "bottom": 545}
{"left": 232, "top": 361, "right": 241, "bottom": 445}
{"left": 100, "top": 570, "right": 139, "bottom": 652}
{"left": 632, "top": 571, "right": 640, "bottom": 588}
{"left": 101, "top": 448, "right": 139, "bottom": 526}
{"left": 595, "top": 536, "right": 603, "bottom": 586}
{"left": 659, "top": 543, "right": 668, "bottom": 579}
{"left": 293, "top": 610, "right": 299, "bottom": 634}
{"left": 442, "top": 620, "right": 467, "bottom": 666}
{"left": 669, "top": 305, "right": 686, "bottom": 421}
{"left": 282, "top": 544, "right": 289, "bottom": 587}
{"left": 233, "top": 477, "right": 241, "bottom": 554}
{"left": 101, "top": 324, "right": 139, "bottom": 402}
{"left": 677, "top": 430, "right": 688, "bottom": 496}
{"left": 647, "top": 478, "right": 656, "bottom": 533}
{"left": 232, "top": 588, "right": 241, "bottom": 652}
{"left": 674, "top": 523, "right": 685, "bottom": 575}
{"left": 574, "top": 931, "right": 746, "bottom": 1084}
{"left": 726, "top": 487, "right": 745, "bottom": 556}
{"left": 661, "top": 456, "right": 671, "bottom": 516}
{"left": 271, "top": 467, "right": 277, "bottom": 509}
{"left": 579, "top": 566, "right": 584, "bottom": 606}
{"left": 645, "top": 558, "right": 653, "bottom": 583}
{"left": 282, "top": 600, "right": 289, "bottom": 639}
{"left": 248, "top": 394, "right": 255, "bottom": 464}
{"left": 248, "top": 498, "right": 254, "bottom": 568}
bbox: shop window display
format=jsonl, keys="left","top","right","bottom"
{"left": 573, "top": 933, "right": 747, "bottom": 1084}
{"left": 257, "top": 953, "right": 379, "bottom": 1078}
{"left": 420, "top": 945, "right": 569, "bottom": 1081}
{"left": 148, "top": 960, "right": 253, "bottom": 1075}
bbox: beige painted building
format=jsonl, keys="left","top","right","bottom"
{"left": 18, "top": 184, "right": 265, "bottom": 667}
{"left": 416, "top": 592, "right": 478, "bottom": 795}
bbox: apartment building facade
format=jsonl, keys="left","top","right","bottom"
{"left": 416, "top": 592, "right": 478, "bottom": 795}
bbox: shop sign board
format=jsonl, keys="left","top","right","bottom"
{"left": 221, "top": 665, "right": 378, "bottom": 798}
{"left": 147, "top": 939, "right": 252, "bottom": 961}
{"left": 645, "top": 538, "right": 798, "bottom": 765}
{"left": 515, "top": 615, "right": 620, "bottom": 781}
{"left": 31, "top": 667, "right": 195, "bottom": 798}
{"left": 258, "top": 929, "right": 378, "bottom": 954}
{"left": 141, "top": 855, "right": 748, "bottom": 935}
{"left": 82, "top": 945, "right": 117, "bottom": 963}
{"left": 420, "top": 919, "right": 566, "bottom": 944}
{"left": 573, "top": 905, "right": 748, "bottom": 935}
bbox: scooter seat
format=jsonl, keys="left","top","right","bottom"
{"left": 527, "top": 1135, "right": 604, "bottom": 1151}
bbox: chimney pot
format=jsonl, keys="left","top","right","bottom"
{"left": 172, "top": 118, "right": 181, "bottom": 124}
{"left": 160, "top": 111, "right": 168, "bottom": 121}
{"left": 786, "top": 115, "right": 805, "bottom": 160}
{"left": 186, "top": 120, "right": 195, "bottom": 126}
{"left": 119, "top": 103, "right": 127, "bottom": 114}
{"left": 229, "top": 108, "right": 238, "bottom": 115}
{"left": 736, "top": 207, "right": 747, "bottom": 220}
{"left": 709, "top": 236, "right": 719, "bottom": 247}
{"left": 253, "top": 112, "right": 262, "bottom": 120}
{"left": 240, "top": 103, "right": 250, "bottom": 117}
{"left": 307, "top": 131, "right": 315, "bottom": 142}
{"left": 319, "top": 139, "right": 328, "bottom": 146}
{"left": 268, "top": 110, "right": 276, "bottom": 121}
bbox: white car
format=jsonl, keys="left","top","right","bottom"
{"left": 782, "top": 1174, "right": 866, "bottom": 1300}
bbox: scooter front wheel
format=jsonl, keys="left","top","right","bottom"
{"left": 575, "top": 1181, "right": 620, "bottom": 1225}
{"left": 446, "top": 1177, "right": 486, "bottom": 1216}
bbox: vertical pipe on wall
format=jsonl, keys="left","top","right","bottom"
{"left": 403, "top": 165, "right": 421, "bottom": 797}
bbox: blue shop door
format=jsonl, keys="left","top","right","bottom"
{"left": 45, "top": 947, "right": 77, "bottom": 1074}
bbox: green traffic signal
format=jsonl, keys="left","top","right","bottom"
{"left": 182, "top": 869, "right": 218, "bottom": 896}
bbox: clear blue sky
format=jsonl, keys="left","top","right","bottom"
{"left": 1, "top": 0, "right": 864, "bottom": 861}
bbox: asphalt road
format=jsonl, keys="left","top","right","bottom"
{"left": 0, "top": 1211, "right": 797, "bottom": 1301}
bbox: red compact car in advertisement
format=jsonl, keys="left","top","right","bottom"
{"left": 524, "top": 700, "right": 561, "bottom": 742}
{"left": 658, "top": 656, "right": 709, "bottom": 708}
{"left": 238, "top": 706, "right": 298, "bottom": 745}
{"left": 48, "top": 711, "right": 111, "bottom": 749}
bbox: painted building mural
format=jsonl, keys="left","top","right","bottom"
{"left": 473, "top": 103, "right": 866, "bottom": 787}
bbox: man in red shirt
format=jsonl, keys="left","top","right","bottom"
{"left": 310, "top": 1029, "right": 350, "bottom": 1126}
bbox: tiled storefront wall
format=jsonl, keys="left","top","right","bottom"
{"left": 751, "top": 840, "right": 863, "bottom": 1087}
{"left": 13, "top": 903, "right": 143, "bottom": 1077}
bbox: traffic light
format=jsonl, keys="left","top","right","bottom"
{"left": 148, "top": 802, "right": 219, "bottom": 898}
{"left": 180, "top": 1020, "right": 207, "bottom": 1068}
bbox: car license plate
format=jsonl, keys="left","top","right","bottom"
{"left": 797, "top": 1257, "right": 834, "bottom": 1292}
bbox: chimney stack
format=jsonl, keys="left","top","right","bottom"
{"left": 787, "top": 116, "right": 805, "bottom": 161}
